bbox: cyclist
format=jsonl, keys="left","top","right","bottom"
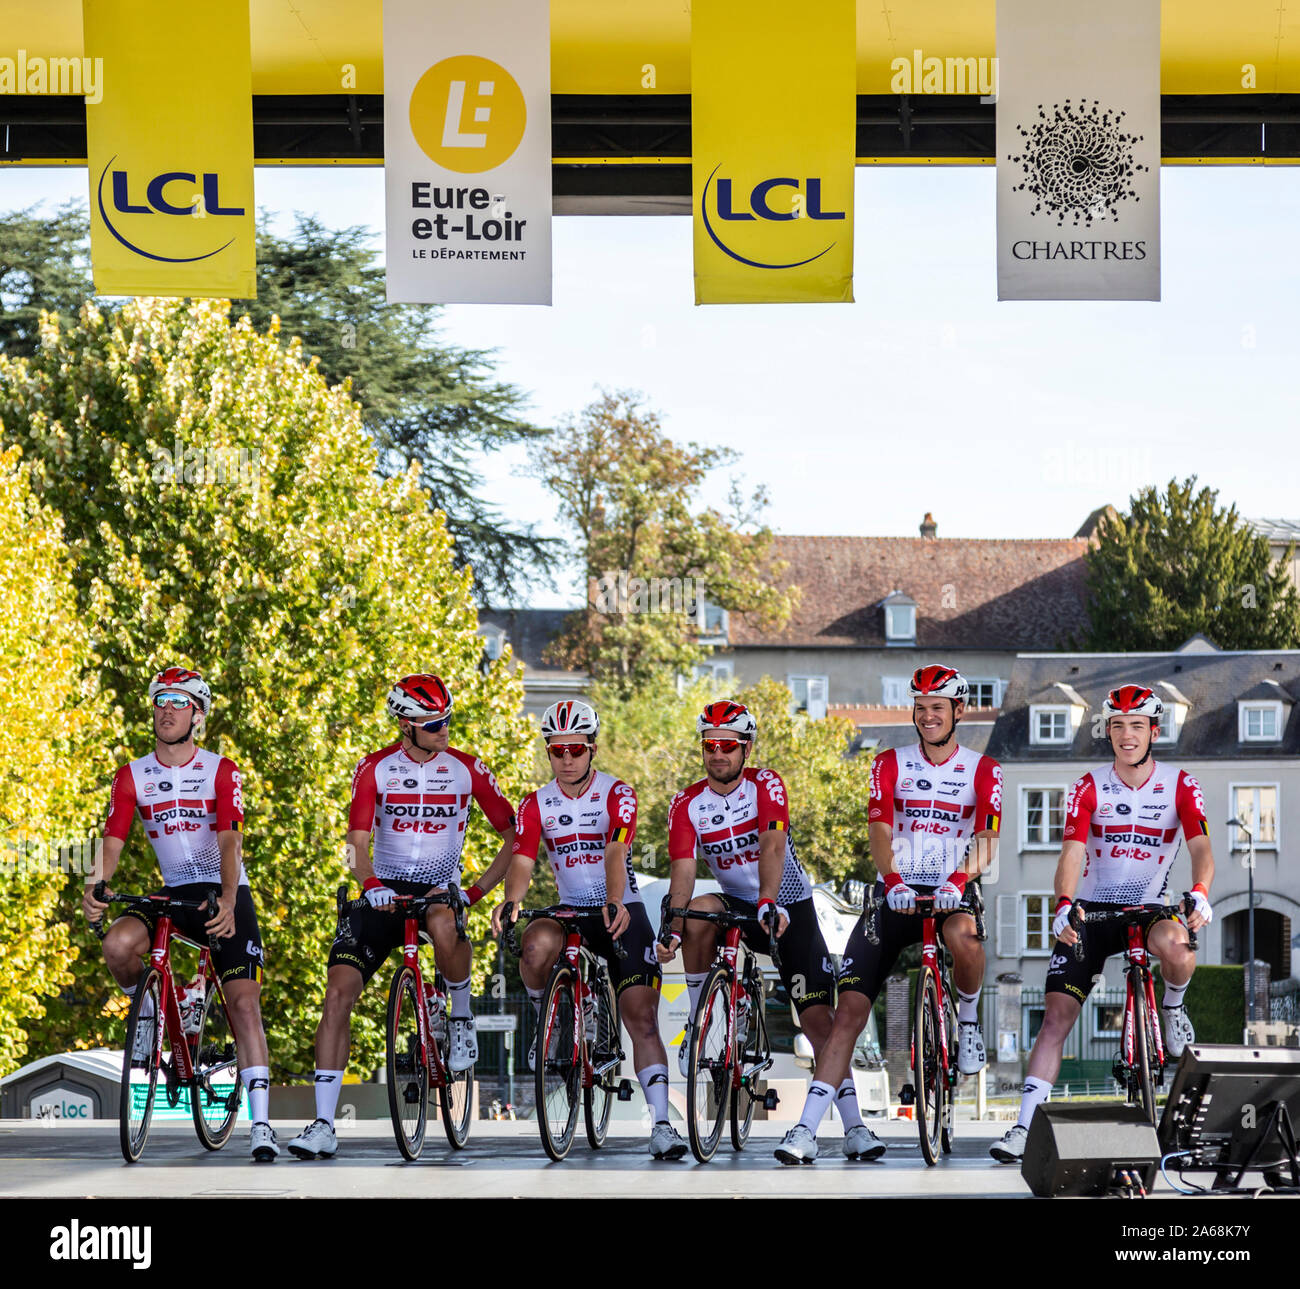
{"left": 776, "top": 665, "right": 1002, "bottom": 1164}
{"left": 83, "top": 666, "right": 278, "bottom": 1162}
{"left": 659, "top": 700, "right": 875, "bottom": 1153}
{"left": 491, "top": 699, "right": 688, "bottom": 1161}
{"left": 287, "top": 674, "right": 517, "bottom": 1159}
{"left": 991, "top": 684, "right": 1214, "bottom": 1162}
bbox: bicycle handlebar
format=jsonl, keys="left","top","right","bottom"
{"left": 1067, "top": 893, "right": 1199, "bottom": 962}
{"left": 335, "top": 881, "right": 467, "bottom": 941}
{"left": 658, "top": 903, "right": 782, "bottom": 969}
{"left": 88, "top": 881, "right": 221, "bottom": 942}
{"left": 497, "top": 903, "right": 626, "bottom": 961}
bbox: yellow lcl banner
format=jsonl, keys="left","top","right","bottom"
{"left": 83, "top": 0, "right": 255, "bottom": 298}
{"left": 692, "top": 0, "right": 855, "bottom": 305}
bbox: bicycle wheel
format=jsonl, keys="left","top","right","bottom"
{"left": 119, "top": 966, "right": 164, "bottom": 1163}
{"left": 940, "top": 989, "right": 957, "bottom": 1155}
{"left": 191, "top": 985, "right": 241, "bottom": 1150}
{"left": 731, "top": 979, "right": 766, "bottom": 1152}
{"left": 536, "top": 964, "right": 580, "bottom": 1161}
{"left": 1132, "top": 977, "right": 1159, "bottom": 1127}
{"left": 913, "top": 966, "right": 943, "bottom": 1166}
{"left": 386, "top": 965, "right": 428, "bottom": 1160}
{"left": 583, "top": 970, "right": 619, "bottom": 1149}
{"left": 688, "top": 964, "right": 732, "bottom": 1163}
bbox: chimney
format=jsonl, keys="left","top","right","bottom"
{"left": 919, "top": 512, "right": 937, "bottom": 539}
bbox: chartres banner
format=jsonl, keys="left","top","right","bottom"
{"left": 83, "top": 0, "right": 255, "bottom": 298}
{"left": 384, "top": 0, "right": 551, "bottom": 304}
{"left": 997, "top": 0, "right": 1160, "bottom": 300}
{"left": 692, "top": 0, "right": 855, "bottom": 305}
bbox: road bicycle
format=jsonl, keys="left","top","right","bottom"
{"left": 91, "top": 882, "right": 242, "bottom": 1163}
{"left": 1069, "top": 892, "right": 1198, "bottom": 1127}
{"left": 658, "top": 903, "right": 780, "bottom": 1163}
{"left": 501, "top": 902, "right": 631, "bottom": 1161}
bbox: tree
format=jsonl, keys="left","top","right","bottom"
{"left": 0, "top": 445, "right": 114, "bottom": 1075}
{"left": 1084, "top": 477, "right": 1300, "bottom": 651}
{"left": 529, "top": 390, "right": 798, "bottom": 696}
{"left": 0, "top": 202, "right": 94, "bottom": 358}
{"left": 234, "top": 215, "right": 556, "bottom": 598}
{"left": 0, "top": 298, "right": 535, "bottom": 1077}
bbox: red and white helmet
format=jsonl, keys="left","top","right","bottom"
{"left": 696, "top": 699, "right": 757, "bottom": 741}
{"left": 148, "top": 666, "right": 212, "bottom": 716}
{"left": 386, "top": 674, "right": 453, "bottom": 722}
{"left": 910, "top": 665, "right": 969, "bottom": 703}
{"left": 541, "top": 700, "right": 599, "bottom": 739}
{"left": 1102, "top": 685, "right": 1163, "bottom": 721}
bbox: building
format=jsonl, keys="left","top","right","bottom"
{"left": 477, "top": 607, "right": 587, "bottom": 721}
{"left": 1248, "top": 518, "right": 1300, "bottom": 589}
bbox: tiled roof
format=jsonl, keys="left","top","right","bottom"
{"left": 1248, "top": 518, "right": 1300, "bottom": 543}
{"left": 479, "top": 607, "right": 586, "bottom": 677}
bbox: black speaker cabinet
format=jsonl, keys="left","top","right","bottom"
{"left": 1021, "top": 1103, "right": 1160, "bottom": 1196}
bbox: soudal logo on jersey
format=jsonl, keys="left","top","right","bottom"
{"left": 96, "top": 160, "right": 246, "bottom": 263}
{"left": 700, "top": 166, "right": 845, "bottom": 270}
{"left": 383, "top": 803, "right": 458, "bottom": 819}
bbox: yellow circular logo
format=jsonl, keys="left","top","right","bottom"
{"left": 409, "top": 56, "right": 527, "bottom": 174}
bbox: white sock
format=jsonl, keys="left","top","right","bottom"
{"left": 638, "top": 1064, "right": 671, "bottom": 1124}
{"left": 1016, "top": 1076, "right": 1052, "bottom": 1130}
{"left": 313, "top": 1069, "right": 344, "bottom": 1125}
{"left": 835, "top": 1078, "right": 864, "bottom": 1130}
{"left": 446, "top": 976, "right": 472, "bottom": 1020}
{"left": 798, "top": 1080, "right": 836, "bottom": 1134}
{"left": 685, "top": 972, "right": 708, "bottom": 1017}
{"left": 957, "top": 987, "right": 981, "bottom": 1024}
{"left": 124, "top": 983, "right": 154, "bottom": 1020}
{"left": 241, "top": 1066, "right": 271, "bottom": 1124}
{"left": 526, "top": 986, "right": 542, "bottom": 1016}
{"left": 1162, "top": 980, "right": 1188, "bottom": 1009}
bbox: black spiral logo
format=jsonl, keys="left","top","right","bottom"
{"left": 1007, "top": 100, "right": 1148, "bottom": 227}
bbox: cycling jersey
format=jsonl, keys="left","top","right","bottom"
{"left": 667, "top": 767, "right": 812, "bottom": 905}
{"left": 512, "top": 771, "right": 640, "bottom": 907}
{"left": 349, "top": 742, "right": 515, "bottom": 885}
{"left": 104, "top": 751, "right": 246, "bottom": 888}
{"left": 868, "top": 743, "right": 1002, "bottom": 886}
{"left": 1063, "top": 762, "right": 1209, "bottom": 905}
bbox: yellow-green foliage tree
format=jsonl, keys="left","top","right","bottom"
{"left": 0, "top": 445, "right": 113, "bottom": 1075}
{"left": 0, "top": 299, "right": 533, "bottom": 1077}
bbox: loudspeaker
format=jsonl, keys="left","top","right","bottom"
{"left": 1021, "top": 1103, "right": 1160, "bottom": 1197}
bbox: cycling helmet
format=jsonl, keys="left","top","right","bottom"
{"left": 386, "top": 674, "right": 453, "bottom": 722}
{"left": 1102, "top": 685, "right": 1163, "bottom": 721}
{"left": 541, "top": 700, "right": 599, "bottom": 739}
{"left": 696, "top": 700, "right": 757, "bottom": 741}
{"left": 148, "top": 666, "right": 212, "bottom": 716}
{"left": 909, "top": 665, "right": 969, "bottom": 703}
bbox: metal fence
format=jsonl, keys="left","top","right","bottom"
{"left": 1270, "top": 978, "right": 1300, "bottom": 1025}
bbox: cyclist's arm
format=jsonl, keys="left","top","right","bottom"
{"left": 469, "top": 826, "right": 517, "bottom": 898}
{"left": 462, "top": 753, "right": 518, "bottom": 897}
{"left": 346, "top": 828, "right": 377, "bottom": 885}
{"left": 83, "top": 834, "right": 126, "bottom": 919}
{"left": 1053, "top": 840, "right": 1086, "bottom": 902}
{"left": 1185, "top": 834, "right": 1215, "bottom": 928}
{"left": 963, "top": 829, "right": 999, "bottom": 880}
{"left": 869, "top": 821, "right": 897, "bottom": 877}
{"left": 603, "top": 840, "right": 629, "bottom": 904}
{"left": 494, "top": 795, "right": 540, "bottom": 931}
{"left": 757, "top": 828, "right": 785, "bottom": 905}
{"left": 963, "top": 755, "right": 1003, "bottom": 878}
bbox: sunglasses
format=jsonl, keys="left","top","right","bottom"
{"left": 153, "top": 693, "right": 194, "bottom": 709}
{"left": 702, "top": 738, "right": 743, "bottom": 754}
{"left": 413, "top": 716, "right": 451, "bottom": 732}
{"left": 547, "top": 742, "right": 591, "bottom": 759}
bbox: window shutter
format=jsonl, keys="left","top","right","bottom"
{"left": 808, "top": 676, "right": 828, "bottom": 720}
{"left": 996, "top": 894, "right": 1019, "bottom": 959}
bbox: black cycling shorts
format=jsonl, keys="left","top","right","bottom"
{"left": 120, "top": 883, "right": 264, "bottom": 985}
{"left": 530, "top": 902, "right": 663, "bottom": 997}
{"left": 714, "top": 894, "right": 834, "bottom": 1014}
{"left": 836, "top": 881, "right": 980, "bottom": 1005}
{"left": 1045, "top": 905, "right": 1179, "bottom": 1005}
{"left": 326, "top": 878, "right": 440, "bottom": 985}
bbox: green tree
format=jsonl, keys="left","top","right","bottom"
{"left": 529, "top": 390, "right": 798, "bottom": 696}
{"left": 0, "top": 202, "right": 94, "bottom": 358}
{"left": 1084, "top": 477, "right": 1300, "bottom": 650}
{"left": 0, "top": 298, "right": 534, "bottom": 1078}
{"left": 235, "top": 215, "right": 556, "bottom": 598}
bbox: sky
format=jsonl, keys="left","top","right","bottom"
{"left": 6, "top": 162, "right": 1300, "bottom": 606}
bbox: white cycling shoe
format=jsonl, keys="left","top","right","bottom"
{"left": 250, "top": 1121, "right": 279, "bottom": 1162}
{"left": 774, "top": 1124, "right": 818, "bottom": 1165}
{"left": 989, "top": 1123, "right": 1028, "bottom": 1163}
{"left": 957, "top": 1021, "right": 987, "bottom": 1075}
{"left": 1162, "top": 1005, "right": 1195, "bottom": 1060}
{"left": 448, "top": 1017, "right": 478, "bottom": 1073}
{"left": 677, "top": 1024, "right": 693, "bottom": 1078}
{"left": 287, "top": 1118, "right": 337, "bottom": 1159}
{"left": 649, "top": 1121, "right": 688, "bottom": 1159}
{"left": 842, "top": 1123, "right": 887, "bottom": 1160}
{"left": 131, "top": 1011, "right": 157, "bottom": 1063}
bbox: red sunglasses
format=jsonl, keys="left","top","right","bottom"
{"left": 702, "top": 738, "right": 743, "bottom": 753}
{"left": 547, "top": 742, "right": 591, "bottom": 759}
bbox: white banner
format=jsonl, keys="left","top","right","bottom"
{"left": 384, "top": 0, "right": 551, "bottom": 304}
{"left": 996, "top": 0, "right": 1160, "bottom": 301}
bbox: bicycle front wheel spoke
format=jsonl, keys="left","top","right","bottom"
{"left": 688, "top": 967, "right": 731, "bottom": 1162}
{"left": 536, "top": 968, "right": 580, "bottom": 1160}
{"left": 386, "top": 966, "right": 428, "bottom": 1160}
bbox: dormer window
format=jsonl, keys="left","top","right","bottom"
{"left": 880, "top": 590, "right": 917, "bottom": 646}
{"left": 478, "top": 625, "right": 506, "bottom": 661}
{"left": 1239, "top": 701, "right": 1283, "bottom": 742}
{"left": 695, "top": 594, "right": 729, "bottom": 645}
{"left": 1030, "top": 706, "right": 1071, "bottom": 744}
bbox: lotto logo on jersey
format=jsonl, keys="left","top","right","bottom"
{"left": 757, "top": 769, "right": 785, "bottom": 805}
{"left": 988, "top": 765, "right": 1003, "bottom": 812}
{"left": 230, "top": 769, "right": 243, "bottom": 813}
{"left": 1066, "top": 777, "right": 1090, "bottom": 817}
{"left": 1185, "top": 775, "right": 1206, "bottom": 817}
{"left": 614, "top": 782, "right": 636, "bottom": 824}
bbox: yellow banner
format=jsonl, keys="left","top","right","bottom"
{"left": 692, "top": 0, "right": 855, "bottom": 304}
{"left": 83, "top": 0, "right": 255, "bottom": 298}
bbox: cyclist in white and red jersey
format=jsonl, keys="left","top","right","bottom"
{"left": 491, "top": 699, "right": 687, "bottom": 1160}
{"left": 777, "top": 665, "right": 1002, "bottom": 1164}
{"left": 991, "top": 684, "right": 1215, "bottom": 1163}
{"left": 82, "top": 666, "right": 279, "bottom": 1162}
{"left": 287, "top": 674, "right": 517, "bottom": 1160}
{"left": 659, "top": 701, "right": 880, "bottom": 1153}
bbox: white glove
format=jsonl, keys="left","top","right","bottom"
{"left": 756, "top": 899, "right": 788, "bottom": 932}
{"left": 1188, "top": 887, "right": 1212, "bottom": 924}
{"left": 933, "top": 877, "right": 967, "bottom": 912}
{"left": 885, "top": 879, "right": 917, "bottom": 913}
{"left": 364, "top": 883, "right": 397, "bottom": 909}
{"left": 1051, "top": 899, "right": 1074, "bottom": 940}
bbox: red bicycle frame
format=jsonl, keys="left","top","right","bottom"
{"left": 398, "top": 908, "right": 452, "bottom": 1089}
{"left": 554, "top": 922, "right": 598, "bottom": 1091}
{"left": 141, "top": 904, "right": 219, "bottom": 1083}
{"left": 697, "top": 926, "right": 748, "bottom": 1091}
{"left": 910, "top": 909, "right": 953, "bottom": 1079}
{"left": 1121, "top": 922, "right": 1167, "bottom": 1071}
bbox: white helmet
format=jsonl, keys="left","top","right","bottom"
{"left": 148, "top": 666, "right": 212, "bottom": 716}
{"left": 909, "top": 665, "right": 969, "bottom": 703}
{"left": 541, "top": 699, "right": 599, "bottom": 739}
{"left": 696, "top": 700, "right": 757, "bottom": 741}
{"left": 1102, "top": 685, "right": 1164, "bottom": 721}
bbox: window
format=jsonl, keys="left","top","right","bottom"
{"left": 884, "top": 603, "right": 915, "bottom": 643}
{"left": 1029, "top": 705, "right": 1072, "bottom": 745}
{"left": 788, "top": 675, "right": 828, "bottom": 720}
{"left": 1230, "top": 784, "right": 1279, "bottom": 850}
{"left": 966, "top": 678, "right": 1003, "bottom": 709}
{"left": 882, "top": 675, "right": 909, "bottom": 705}
{"left": 1022, "top": 787, "right": 1066, "bottom": 849}
{"left": 693, "top": 659, "right": 735, "bottom": 686}
{"left": 1092, "top": 1000, "right": 1126, "bottom": 1041}
{"left": 1023, "top": 1004, "right": 1046, "bottom": 1051}
{"left": 1021, "top": 892, "right": 1055, "bottom": 955}
{"left": 1239, "top": 701, "right": 1283, "bottom": 742}
{"left": 478, "top": 626, "right": 505, "bottom": 661}
{"left": 695, "top": 595, "right": 729, "bottom": 644}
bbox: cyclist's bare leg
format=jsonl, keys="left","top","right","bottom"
{"left": 102, "top": 917, "right": 151, "bottom": 990}
{"left": 1147, "top": 918, "right": 1194, "bottom": 987}
{"left": 680, "top": 893, "right": 724, "bottom": 974}
{"left": 519, "top": 919, "right": 563, "bottom": 993}
{"left": 810, "top": 991, "right": 870, "bottom": 1089}
{"left": 426, "top": 903, "right": 472, "bottom": 984}
{"left": 223, "top": 977, "right": 270, "bottom": 1067}
{"left": 1024, "top": 993, "right": 1081, "bottom": 1083}
{"left": 315, "top": 963, "right": 364, "bottom": 1070}
{"left": 620, "top": 983, "right": 669, "bottom": 1070}
{"left": 800, "top": 1002, "right": 833, "bottom": 1056}
{"left": 941, "top": 912, "right": 985, "bottom": 996}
